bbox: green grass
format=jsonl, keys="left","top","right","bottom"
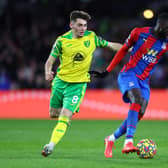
{"left": 0, "top": 120, "right": 168, "bottom": 168}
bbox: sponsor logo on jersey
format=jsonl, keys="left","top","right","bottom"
{"left": 142, "top": 49, "right": 158, "bottom": 63}
{"left": 73, "top": 53, "right": 85, "bottom": 62}
{"left": 129, "top": 82, "right": 135, "bottom": 87}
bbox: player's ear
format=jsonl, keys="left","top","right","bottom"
{"left": 70, "top": 21, "right": 74, "bottom": 29}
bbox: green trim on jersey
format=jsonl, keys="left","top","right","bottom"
{"left": 62, "top": 30, "right": 93, "bottom": 39}
{"left": 51, "top": 37, "right": 62, "bottom": 58}
{"left": 84, "top": 30, "right": 93, "bottom": 36}
{"left": 50, "top": 30, "right": 108, "bottom": 58}
{"left": 62, "top": 31, "right": 73, "bottom": 39}
{"left": 95, "top": 35, "right": 108, "bottom": 47}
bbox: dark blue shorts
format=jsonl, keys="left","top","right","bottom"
{"left": 118, "top": 72, "right": 150, "bottom": 103}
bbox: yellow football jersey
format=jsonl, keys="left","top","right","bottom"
{"left": 50, "top": 30, "right": 108, "bottom": 83}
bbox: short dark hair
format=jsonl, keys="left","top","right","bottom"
{"left": 70, "top": 10, "right": 91, "bottom": 22}
{"left": 158, "top": 12, "right": 168, "bottom": 21}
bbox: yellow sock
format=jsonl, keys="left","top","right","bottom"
{"left": 50, "top": 116, "right": 69, "bottom": 145}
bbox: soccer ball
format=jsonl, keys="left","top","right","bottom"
{"left": 136, "top": 139, "right": 157, "bottom": 159}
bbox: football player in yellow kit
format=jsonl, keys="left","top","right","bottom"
{"left": 41, "top": 10, "right": 122, "bottom": 157}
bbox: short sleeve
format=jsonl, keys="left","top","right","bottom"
{"left": 125, "top": 28, "right": 138, "bottom": 47}
{"left": 50, "top": 37, "right": 62, "bottom": 58}
{"left": 94, "top": 34, "right": 108, "bottom": 47}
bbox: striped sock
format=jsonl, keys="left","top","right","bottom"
{"left": 113, "top": 119, "right": 127, "bottom": 139}
{"left": 126, "top": 103, "right": 141, "bottom": 139}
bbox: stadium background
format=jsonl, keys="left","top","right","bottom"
{"left": 0, "top": 0, "right": 168, "bottom": 120}
{"left": 1, "top": 0, "right": 168, "bottom": 90}
{"left": 0, "top": 1, "right": 168, "bottom": 168}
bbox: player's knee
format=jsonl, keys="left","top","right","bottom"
{"left": 49, "top": 108, "right": 60, "bottom": 118}
{"left": 134, "top": 96, "right": 143, "bottom": 105}
{"left": 139, "top": 106, "right": 146, "bottom": 115}
{"left": 127, "top": 89, "right": 143, "bottom": 105}
{"left": 139, "top": 99, "right": 148, "bottom": 116}
{"left": 60, "top": 108, "right": 73, "bottom": 118}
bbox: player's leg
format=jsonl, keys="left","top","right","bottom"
{"left": 108, "top": 119, "right": 127, "bottom": 141}
{"left": 138, "top": 98, "right": 148, "bottom": 120}
{"left": 105, "top": 119, "right": 127, "bottom": 157}
{"left": 105, "top": 77, "right": 149, "bottom": 156}
{"left": 105, "top": 90, "right": 142, "bottom": 157}
{"left": 41, "top": 76, "right": 65, "bottom": 157}
{"left": 47, "top": 83, "right": 87, "bottom": 152}
{"left": 104, "top": 72, "right": 139, "bottom": 157}
{"left": 137, "top": 79, "right": 149, "bottom": 121}
{"left": 42, "top": 82, "right": 87, "bottom": 157}
{"left": 122, "top": 97, "right": 148, "bottom": 154}
{"left": 42, "top": 108, "right": 72, "bottom": 157}
{"left": 122, "top": 88, "right": 142, "bottom": 153}
{"left": 49, "top": 108, "right": 73, "bottom": 146}
{"left": 109, "top": 89, "right": 148, "bottom": 139}
{"left": 122, "top": 78, "right": 150, "bottom": 153}
{"left": 108, "top": 98, "right": 147, "bottom": 141}
{"left": 48, "top": 76, "right": 64, "bottom": 118}
{"left": 49, "top": 107, "right": 62, "bottom": 118}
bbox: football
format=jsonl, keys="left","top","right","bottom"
{"left": 136, "top": 139, "right": 157, "bottom": 159}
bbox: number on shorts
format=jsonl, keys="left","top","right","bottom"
{"left": 72, "top": 96, "right": 79, "bottom": 104}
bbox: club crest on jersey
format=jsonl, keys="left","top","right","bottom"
{"left": 84, "top": 40, "right": 90, "bottom": 47}
{"left": 161, "top": 42, "right": 166, "bottom": 49}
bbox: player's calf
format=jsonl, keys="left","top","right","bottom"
{"left": 49, "top": 107, "right": 61, "bottom": 118}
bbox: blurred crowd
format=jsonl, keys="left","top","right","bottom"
{"left": 0, "top": 0, "right": 168, "bottom": 90}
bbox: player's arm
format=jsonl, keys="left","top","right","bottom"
{"left": 45, "top": 37, "right": 62, "bottom": 81}
{"left": 106, "top": 44, "right": 129, "bottom": 72}
{"left": 89, "top": 44, "right": 129, "bottom": 77}
{"left": 90, "top": 28, "right": 137, "bottom": 77}
{"left": 106, "top": 42, "right": 123, "bottom": 51}
{"left": 45, "top": 55, "right": 56, "bottom": 81}
{"left": 106, "top": 28, "right": 138, "bottom": 72}
{"left": 94, "top": 34, "right": 122, "bottom": 51}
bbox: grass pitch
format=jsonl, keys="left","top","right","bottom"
{"left": 0, "top": 119, "right": 168, "bottom": 168}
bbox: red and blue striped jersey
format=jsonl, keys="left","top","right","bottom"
{"left": 121, "top": 27, "right": 168, "bottom": 80}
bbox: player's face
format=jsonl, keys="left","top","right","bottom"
{"left": 70, "top": 18, "right": 87, "bottom": 37}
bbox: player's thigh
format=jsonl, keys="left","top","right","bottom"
{"left": 118, "top": 72, "right": 140, "bottom": 103}
{"left": 127, "top": 88, "right": 144, "bottom": 104}
{"left": 60, "top": 107, "right": 73, "bottom": 118}
{"left": 63, "top": 83, "right": 87, "bottom": 113}
{"left": 50, "top": 77, "right": 65, "bottom": 109}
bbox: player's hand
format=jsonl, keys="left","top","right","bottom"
{"left": 45, "top": 71, "right": 54, "bottom": 81}
{"left": 89, "top": 70, "right": 109, "bottom": 78}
